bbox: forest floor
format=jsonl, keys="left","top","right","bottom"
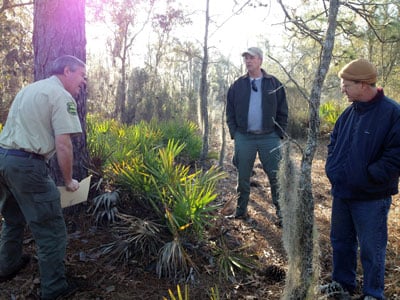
{"left": 0, "top": 138, "right": 399, "bottom": 300}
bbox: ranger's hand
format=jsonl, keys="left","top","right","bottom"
{"left": 65, "top": 179, "right": 79, "bottom": 192}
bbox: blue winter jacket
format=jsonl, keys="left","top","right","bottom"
{"left": 325, "top": 89, "right": 400, "bottom": 200}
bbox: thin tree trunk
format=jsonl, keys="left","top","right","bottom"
{"left": 219, "top": 101, "right": 226, "bottom": 168}
{"left": 280, "top": 0, "right": 340, "bottom": 299}
{"left": 199, "top": 0, "right": 210, "bottom": 164}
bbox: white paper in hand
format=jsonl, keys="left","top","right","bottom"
{"left": 58, "top": 176, "right": 92, "bottom": 208}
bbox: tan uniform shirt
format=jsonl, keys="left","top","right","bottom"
{"left": 0, "top": 76, "right": 82, "bottom": 160}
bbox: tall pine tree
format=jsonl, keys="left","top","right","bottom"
{"left": 33, "top": 0, "right": 88, "bottom": 183}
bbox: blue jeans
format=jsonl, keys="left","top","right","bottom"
{"left": 233, "top": 131, "right": 281, "bottom": 217}
{"left": 330, "top": 197, "right": 391, "bottom": 299}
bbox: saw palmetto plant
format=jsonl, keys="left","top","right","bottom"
{"left": 97, "top": 212, "right": 163, "bottom": 264}
{"left": 162, "top": 284, "right": 220, "bottom": 300}
{"left": 163, "top": 284, "right": 189, "bottom": 300}
{"left": 88, "top": 190, "right": 120, "bottom": 226}
{"left": 213, "top": 236, "right": 254, "bottom": 282}
{"left": 86, "top": 117, "right": 228, "bottom": 281}
{"left": 145, "top": 140, "right": 226, "bottom": 236}
{"left": 156, "top": 208, "right": 196, "bottom": 280}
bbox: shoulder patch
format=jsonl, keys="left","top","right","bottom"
{"left": 67, "top": 102, "right": 78, "bottom": 115}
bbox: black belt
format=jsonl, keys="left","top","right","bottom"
{"left": 248, "top": 131, "right": 268, "bottom": 135}
{"left": 0, "top": 147, "right": 44, "bottom": 161}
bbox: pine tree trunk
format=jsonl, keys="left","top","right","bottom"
{"left": 33, "top": 0, "right": 88, "bottom": 184}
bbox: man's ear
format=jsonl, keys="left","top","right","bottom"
{"left": 63, "top": 66, "right": 71, "bottom": 76}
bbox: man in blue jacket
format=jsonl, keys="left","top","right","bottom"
{"left": 226, "top": 47, "right": 288, "bottom": 224}
{"left": 323, "top": 59, "right": 400, "bottom": 300}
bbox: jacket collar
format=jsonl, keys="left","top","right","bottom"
{"left": 243, "top": 68, "right": 274, "bottom": 80}
{"left": 353, "top": 88, "right": 384, "bottom": 112}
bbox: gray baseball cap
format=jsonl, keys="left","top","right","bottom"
{"left": 242, "top": 47, "right": 263, "bottom": 59}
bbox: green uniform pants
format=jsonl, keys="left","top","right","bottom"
{"left": 0, "top": 155, "right": 68, "bottom": 299}
{"left": 233, "top": 131, "right": 282, "bottom": 218}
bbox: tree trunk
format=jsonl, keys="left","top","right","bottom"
{"left": 279, "top": 0, "right": 340, "bottom": 299}
{"left": 33, "top": 0, "right": 88, "bottom": 184}
{"left": 219, "top": 99, "right": 226, "bottom": 168}
{"left": 119, "top": 61, "right": 127, "bottom": 123}
{"left": 199, "top": 0, "right": 210, "bottom": 164}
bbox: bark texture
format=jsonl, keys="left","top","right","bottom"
{"left": 33, "top": 0, "right": 88, "bottom": 183}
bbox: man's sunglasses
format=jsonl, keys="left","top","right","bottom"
{"left": 251, "top": 79, "right": 258, "bottom": 92}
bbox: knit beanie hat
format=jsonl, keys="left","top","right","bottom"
{"left": 338, "top": 58, "right": 378, "bottom": 84}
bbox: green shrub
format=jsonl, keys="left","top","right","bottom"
{"left": 87, "top": 116, "right": 226, "bottom": 281}
{"left": 87, "top": 116, "right": 201, "bottom": 175}
{"left": 212, "top": 236, "right": 254, "bottom": 282}
{"left": 86, "top": 115, "right": 120, "bottom": 170}
{"left": 157, "top": 119, "right": 202, "bottom": 163}
{"left": 112, "top": 139, "right": 225, "bottom": 237}
{"left": 286, "top": 102, "right": 309, "bottom": 139}
{"left": 163, "top": 284, "right": 220, "bottom": 300}
{"left": 88, "top": 116, "right": 224, "bottom": 233}
{"left": 286, "top": 100, "right": 347, "bottom": 138}
{"left": 319, "top": 100, "right": 347, "bottom": 134}
{"left": 163, "top": 284, "right": 190, "bottom": 300}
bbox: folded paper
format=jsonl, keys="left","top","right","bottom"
{"left": 58, "top": 176, "right": 91, "bottom": 208}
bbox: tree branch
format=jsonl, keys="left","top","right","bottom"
{"left": 341, "top": 1, "right": 400, "bottom": 43}
{"left": 276, "top": 0, "right": 325, "bottom": 44}
{"left": 209, "top": 0, "right": 252, "bottom": 38}
{"left": 267, "top": 54, "right": 310, "bottom": 102}
{"left": 0, "top": 0, "right": 33, "bottom": 14}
